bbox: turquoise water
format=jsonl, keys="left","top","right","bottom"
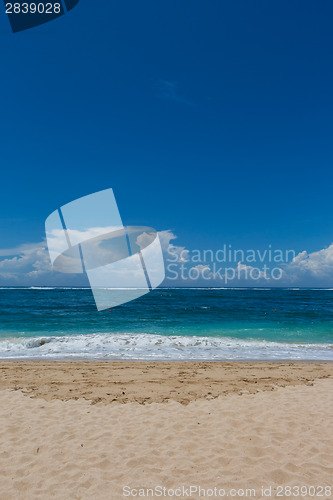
{"left": 0, "top": 287, "right": 332, "bottom": 360}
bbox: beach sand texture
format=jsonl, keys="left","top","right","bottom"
{"left": 0, "top": 362, "right": 332, "bottom": 499}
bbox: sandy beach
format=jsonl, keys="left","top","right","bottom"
{"left": 0, "top": 362, "right": 332, "bottom": 499}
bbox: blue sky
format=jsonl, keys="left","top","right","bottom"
{"left": 0, "top": 0, "right": 333, "bottom": 286}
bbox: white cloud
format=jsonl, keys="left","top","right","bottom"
{"left": 236, "top": 261, "right": 268, "bottom": 280}
{"left": 2, "top": 233, "right": 333, "bottom": 288}
{"left": 281, "top": 243, "right": 333, "bottom": 284}
{"left": 0, "top": 229, "right": 185, "bottom": 286}
{"left": 159, "top": 230, "right": 189, "bottom": 263}
{"left": 0, "top": 242, "right": 51, "bottom": 281}
{"left": 0, "top": 241, "right": 83, "bottom": 285}
{"left": 190, "top": 264, "right": 213, "bottom": 279}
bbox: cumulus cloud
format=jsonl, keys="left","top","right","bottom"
{"left": 2, "top": 232, "right": 333, "bottom": 288}
{"left": 0, "top": 242, "right": 51, "bottom": 281}
{"left": 0, "top": 241, "right": 86, "bottom": 286}
{"left": 0, "top": 229, "right": 188, "bottom": 286}
{"left": 189, "top": 264, "right": 213, "bottom": 279}
{"left": 281, "top": 243, "right": 333, "bottom": 285}
{"left": 158, "top": 230, "right": 190, "bottom": 263}
{"left": 235, "top": 261, "right": 269, "bottom": 280}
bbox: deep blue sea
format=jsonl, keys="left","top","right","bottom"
{"left": 0, "top": 287, "right": 332, "bottom": 360}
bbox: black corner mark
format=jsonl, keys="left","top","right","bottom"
{"left": 4, "top": 0, "right": 80, "bottom": 33}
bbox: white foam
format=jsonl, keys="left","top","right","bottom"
{"left": 0, "top": 333, "right": 331, "bottom": 361}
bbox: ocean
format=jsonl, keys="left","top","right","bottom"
{"left": 0, "top": 287, "right": 332, "bottom": 361}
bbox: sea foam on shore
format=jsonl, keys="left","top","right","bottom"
{"left": 0, "top": 332, "right": 332, "bottom": 361}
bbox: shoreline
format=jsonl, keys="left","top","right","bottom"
{"left": 0, "top": 357, "right": 333, "bottom": 362}
{"left": 1, "top": 356, "right": 332, "bottom": 362}
{"left": 1, "top": 334, "right": 332, "bottom": 362}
